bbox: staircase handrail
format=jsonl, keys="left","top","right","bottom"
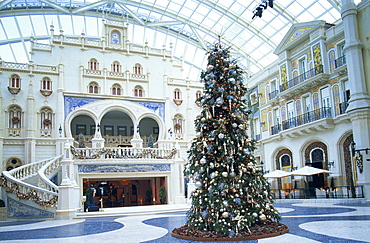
{"left": 6, "top": 156, "right": 57, "bottom": 181}
{"left": 1, "top": 156, "right": 61, "bottom": 208}
{"left": 38, "top": 154, "right": 63, "bottom": 192}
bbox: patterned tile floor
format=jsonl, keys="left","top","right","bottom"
{"left": 0, "top": 202, "right": 369, "bottom": 243}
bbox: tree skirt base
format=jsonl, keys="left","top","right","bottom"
{"left": 172, "top": 222, "right": 289, "bottom": 242}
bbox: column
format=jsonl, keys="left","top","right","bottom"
{"left": 341, "top": 0, "right": 370, "bottom": 199}
{"left": 24, "top": 74, "right": 36, "bottom": 164}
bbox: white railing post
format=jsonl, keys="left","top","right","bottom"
{"left": 56, "top": 143, "right": 79, "bottom": 219}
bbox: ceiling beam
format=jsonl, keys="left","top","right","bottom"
{"left": 0, "top": 0, "right": 15, "bottom": 9}
{"left": 146, "top": 21, "right": 182, "bottom": 27}
{"left": 115, "top": 3, "right": 145, "bottom": 26}
{"left": 38, "top": 0, "right": 70, "bottom": 14}
{"left": 326, "top": 0, "right": 342, "bottom": 12}
{"left": 189, "top": 25, "right": 208, "bottom": 51}
{"left": 71, "top": 0, "right": 110, "bottom": 14}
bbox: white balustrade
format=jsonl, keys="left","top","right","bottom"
{"left": 71, "top": 146, "right": 177, "bottom": 161}
{"left": 2, "top": 156, "right": 63, "bottom": 207}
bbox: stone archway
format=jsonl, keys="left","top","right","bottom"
{"left": 304, "top": 141, "right": 328, "bottom": 197}
{"left": 100, "top": 111, "right": 134, "bottom": 147}
{"left": 138, "top": 117, "right": 159, "bottom": 147}
{"left": 70, "top": 115, "right": 95, "bottom": 147}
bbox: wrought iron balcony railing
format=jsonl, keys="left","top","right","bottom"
{"left": 271, "top": 124, "right": 281, "bottom": 135}
{"left": 279, "top": 65, "right": 324, "bottom": 92}
{"left": 271, "top": 107, "right": 332, "bottom": 134}
{"left": 339, "top": 101, "right": 349, "bottom": 115}
{"left": 334, "top": 55, "right": 346, "bottom": 69}
{"left": 268, "top": 90, "right": 279, "bottom": 100}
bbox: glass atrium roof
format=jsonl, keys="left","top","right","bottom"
{"left": 0, "top": 0, "right": 357, "bottom": 80}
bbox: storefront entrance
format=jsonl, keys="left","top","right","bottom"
{"left": 83, "top": 177, "right": 166, "bottom": 208}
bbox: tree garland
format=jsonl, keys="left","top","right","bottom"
{"left": 70, "top": 146, "right": 177, "bottom": 160}
{"left": 0, "top": 176, "right": 58, "bottom": 208}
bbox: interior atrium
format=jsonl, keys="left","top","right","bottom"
{"left": 0, "top": 1, "right": 370, "bottom": 241}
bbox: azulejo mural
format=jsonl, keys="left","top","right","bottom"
{"left": 64, "top": 97, "right": 165, "bottom": 119}
{"left": 78, "top": 164, "right": 171, "bottom": 173}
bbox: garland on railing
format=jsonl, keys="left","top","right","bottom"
{"left": 0, "top": 176, "right": 58, "bottom": 208}
{"left": 70, "top": 146, "right": 177, "bottom": 160}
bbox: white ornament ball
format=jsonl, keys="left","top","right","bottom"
{"left": 222, "top": 212, "right": 229, "bottom": 218}
{"left": 195, "top": 181, "right": 203, "bottom": 188}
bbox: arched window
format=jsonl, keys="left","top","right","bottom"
{"left": 173, "top": 114, "right": 184, "bottom": 134}
{"left": 88, "top": 81, "right": 99, "bottom": 94}
{"left": 112, "top": 61, "right": 120, "bottom": 72}
{"left": 311, "top": 148, "right": 324, "bottom": 163}
{"left": 280, "top": 154, "right": 292, "bottom": 189}
{"left": 88, "top": 58, "right": 98, "bottom": 70}
{"left": 10, "top": 74, "right": 21, "bottom": 88}
{"left": 40, "top": 107, "right": 53, "bottom": 129}
{"left": 196, "top": 90, "right": 202, "bottom": 99}
{"left": 41, "top": 77, "right": 51, "bottom": 90}
{"left": 174, "top": 89, "right": 181, "bottom": 100}
{"left": 133, "top": 63, "right": 142, "bottom": 74}
{"left": 134, "top": 85, "right": 144, "bottom": 97}
{"left": 112, "top": 84, "right": 122, "bottom": 95}
{"left": 8, "top": 105, "right": 22, "bottom": 129}
{"left": 8, "top": 74, "right": 21, "bottom": 94}
{"left": 40, "top": 77, "right": 53, "bottom": 97}
{"left": 5, "top": 158, "right": 23, "bottom": 171}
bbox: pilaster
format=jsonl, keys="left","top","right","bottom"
{"left": 56, "top": 143, "right": 79, "bottom": 219}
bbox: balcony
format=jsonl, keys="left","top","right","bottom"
{"left": 271, "top": 124, "right": 281, "bottom": 135}
{"left": 334, "top": 55, "right": 347, "bottom": 75}
{"left": 338, "top": 101, "right": 349, "bottom": 115}
{"left": 282, "top": 107, "right": 332, "bottom": 130}
{"left": 279, "top": 65, "right": 330, "bottom": 99}
{"left": 269, "top": 107, "right": 333, "bottom": 138}
{"left": 335, "top": 55, "right": 346, "bottom": 69}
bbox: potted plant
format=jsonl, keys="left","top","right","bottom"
{"left": 159, "top": 186, "right": 166, "bottom": 204}
{"left": 146, "top": 188, "right": 152, "bottom": 204}
{"left": 0, "top": 199, "right": 6, "bottom": 221}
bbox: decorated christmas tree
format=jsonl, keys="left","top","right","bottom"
{"left": 173, "top": 40, "right": 288, "bottom": 240}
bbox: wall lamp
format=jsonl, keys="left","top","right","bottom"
{"left": 350, "top": 141, "right": 369, "bottom": 173}
{"left": 58, "top": 125, "right": 62, "bottom": 137}
{"left": 328, "top": 161, "right": 335, "bottom": 168}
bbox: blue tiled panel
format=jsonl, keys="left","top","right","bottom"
{"left": 7, "top": 197, "right": 54, "bottom": 219}
{"left": 64, "top": 97, "right": 165, "bottom": 119}
{"left": 78, "top": 164, "right": 171, "bottom": 173}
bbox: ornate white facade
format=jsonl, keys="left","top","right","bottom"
{"left": 0, "top": 19, "right": 203, "bottom": 219}
{"left": 247, "top": 0, "right": 370, "bottom": 200}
